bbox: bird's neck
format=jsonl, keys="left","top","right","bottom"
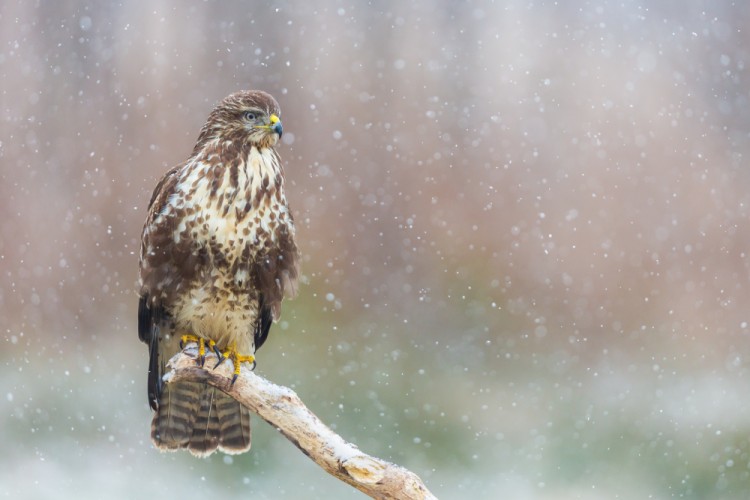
{"left": 245, "top": 145, "right": 282, "bottom": 179}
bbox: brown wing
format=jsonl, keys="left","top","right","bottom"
{"left": 138, "top": 163, "right": 183, "bottom": 410}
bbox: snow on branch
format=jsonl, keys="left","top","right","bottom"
{"left": 164, "top": 349, "right": 437, "bottom": 500}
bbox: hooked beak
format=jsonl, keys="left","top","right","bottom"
{"left": 253, "top": 113, "right": 283, "bottom": 138}
{"left": 269, "top": 114, "right": 283, "bottom": 138}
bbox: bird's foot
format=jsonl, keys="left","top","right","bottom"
{"left": 179, "top": 334, "right": 217, "bottom": 367}
{"left": 213, "top": 344, "right": 255, "bottom": 386}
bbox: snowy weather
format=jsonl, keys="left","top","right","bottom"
{"left": 1, "top": 1, "right": 750, "bottom": 499}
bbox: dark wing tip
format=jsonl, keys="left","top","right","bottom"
{"left": 138, "top": 294, "right": 152, "bottom": 344}
{"left": 254, "top": 294, "right": 274, "bottom": 352}
{"left": 139, "top": 293, "right": 163, "bottom": 411}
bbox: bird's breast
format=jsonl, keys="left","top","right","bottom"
{"left": 168, "top": 146, "right": 292, "bottom": 275}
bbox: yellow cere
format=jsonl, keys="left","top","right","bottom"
{"left": 254, "top": 113, "right": 280, "bottom": 130}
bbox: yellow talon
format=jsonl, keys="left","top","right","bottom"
{"left": 180, "top": 334, "right": 201, "bottom": 348}
{"left": 180, "top": 337, "right": 254, "bottom": 380}
{"left": 217, "top": 345, "right": 256, "bottom": 382}
{"left": 233, "top": 354, "right": 255, "bottom": 376}
{"left": 179, "top": 334, "right": 209, "bottom": 366}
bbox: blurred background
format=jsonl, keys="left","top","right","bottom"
{"left": 2, "top": 1, "right": 750, "bottom": 498}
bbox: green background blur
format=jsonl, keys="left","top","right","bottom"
{"left": 2, "top": 1, "right": 750, "bottom": 498}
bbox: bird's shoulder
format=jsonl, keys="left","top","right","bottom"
{"left": 144, "top": 150, "right": 216, "bottom": 223}
{"left": 146, "top": 162, "right": 184, "bottom": 216}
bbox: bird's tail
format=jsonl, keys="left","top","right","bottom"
{"left": 150, "top": 380, "right": 251, "bottom": 456}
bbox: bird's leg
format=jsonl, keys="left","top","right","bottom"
{"left": 179, "top": 334, "right": 207, "bottom": 366}
{"left": 197, "top": 338, "right": 208, "bottom": 367}
{"left": 230, "top": 352, "right": 256, "bottom": 385}
{"left": 180, "top": 334, "right": 200, "bottom": 350}
{"left": 215, "top": 344, "right": 255, "bottom": 385}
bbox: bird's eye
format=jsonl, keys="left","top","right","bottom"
{"left": 243, "top": 111, "right": 257, "bottom": 121}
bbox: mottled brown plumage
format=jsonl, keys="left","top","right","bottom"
{"left": 138, "top": 90, "right": 298, "bottom": 456}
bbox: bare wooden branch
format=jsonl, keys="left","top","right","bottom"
{"left": 164, "top": 348, "right": 437, "bottom": 500}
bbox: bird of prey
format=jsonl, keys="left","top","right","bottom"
{"left": 137, "top": 90, "right": 298, "bottom": 456}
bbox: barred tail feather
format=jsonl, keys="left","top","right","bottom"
{"left": 151, "top": 381, "right": 201, "bottom": 450}
{"left": 187, "top": 383, "right": 221, "bottom": 456}
{"left": 151, "top": 381, "right": 251, "bottom": 456}
{"left": 217, "top": 392, "right": 252, "bottom": 454}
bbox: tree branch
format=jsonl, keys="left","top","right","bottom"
{"left": 164, "top": 348, "right": 437, "bottom": 500}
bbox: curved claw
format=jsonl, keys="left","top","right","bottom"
{"left": 212, "top": 345, "right": 225, "bottom": 368}
{"left": 214, "top": 354, "right": 227, "bottom": 369}
{"left": 210, "top": 344, "right": 255, "bottom": 385}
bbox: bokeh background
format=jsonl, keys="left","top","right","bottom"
{"left": 2, "top": 1, "right": 750, "bottom": 498}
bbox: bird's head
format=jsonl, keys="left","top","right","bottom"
{"left": 195, "top": 90, "right": 283, "bottom": 151}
